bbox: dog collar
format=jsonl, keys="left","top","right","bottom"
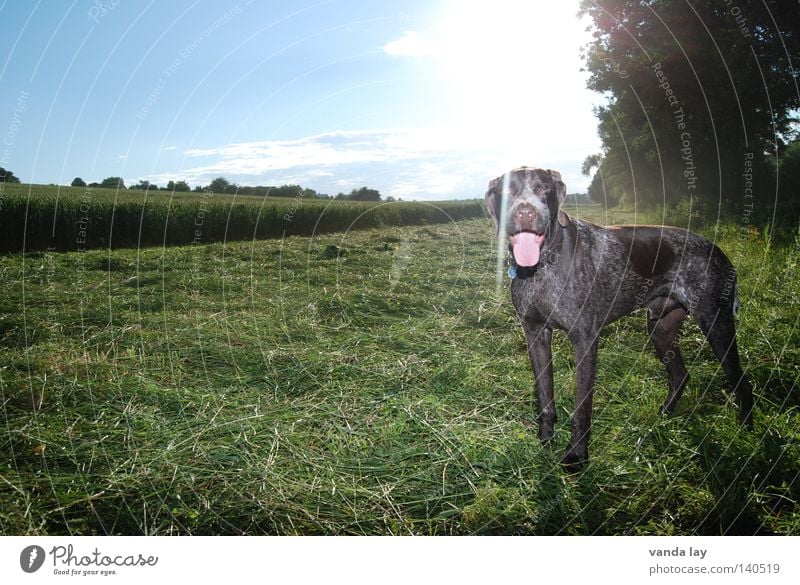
{"left": 508, "top": 264, "right": 543, "bottom": 279}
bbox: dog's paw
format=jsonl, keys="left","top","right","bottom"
{"left": 537, "top": 416, "right": 556, "bottom": 444}
{"left": 560, "top": 448, "right": 588, "bottom": 473}
{"left": 538, "top": 428, "right": 555, "bottom": 444}
{"left": 659, "top": 402, "right": 677, "bottom": 416}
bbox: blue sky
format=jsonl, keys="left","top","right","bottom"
{"left": 0, "top": 0, "right": 600, "bottom": 199}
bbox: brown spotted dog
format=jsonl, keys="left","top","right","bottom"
{"left": 485, "top": 167, "right": 754, "bottom": 470}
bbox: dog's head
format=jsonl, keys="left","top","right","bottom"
{"left": 484, "top": 166, "right": 570, "bottom": 268}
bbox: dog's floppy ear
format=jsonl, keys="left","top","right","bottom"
{"left": 484, "top": 175, "right": 503, "bottom": 235}
{"left": 547, "top": 169, "right": 571, "bottom": 227}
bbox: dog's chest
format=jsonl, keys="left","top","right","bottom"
{"left": 510, "top": 269, "right": 580, "bottom": 328}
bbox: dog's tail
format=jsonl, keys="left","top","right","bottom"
{"left": 733, "top": 281, "right": 740, "bottom": 317}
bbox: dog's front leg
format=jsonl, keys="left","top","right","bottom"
{"left": 521, "top": 322, "right": 556, "bottom": 443}
{"left": 562, "top": 333, "right": 599, "bottom": 470}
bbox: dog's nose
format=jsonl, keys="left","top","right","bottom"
{"left": 515, "top": 206, "right": 537, "bottom": 223}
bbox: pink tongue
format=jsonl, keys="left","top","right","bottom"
{"left": 513, "top": 232, "right": 544, "bottom": 267}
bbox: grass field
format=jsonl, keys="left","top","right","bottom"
{"left": 0, "top": 183, "right": 484, "bottom": 252}
{"left": 1, "top": 204, "right": 798, "bottom": 535}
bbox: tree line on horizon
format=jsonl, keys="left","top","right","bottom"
{"left": 60, "top": 175, "right": 386, "bottom": 201}
{"left": 0, "top": 169, "right": 388, "bottom": 202}
{"left": 1, "top": 165, "right": 593, "bottom": 205}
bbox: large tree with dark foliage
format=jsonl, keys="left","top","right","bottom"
{"left": 0, "top": 167, "right": 21, "bottom": 183}
{"left": 348, "top": 186, "right": 381, "bottom": 201}
{"left": 100, "top": 176, "right": 126, "bottom": 189}
{"left": 207, "top": 177, "right": 233, "bottom": 193}
{"left": 580, "top": 0, "right": 799, "bottom": 218}
{"left": 164, "top": 180, "right": 190, "bottom": 192}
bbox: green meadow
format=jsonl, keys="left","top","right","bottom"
{"left": 1, "top": 200, "right": 798, "bottom": 534}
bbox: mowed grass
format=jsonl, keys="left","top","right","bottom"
{"left": 1, "top": 207, "right": 798, "bottom": 535}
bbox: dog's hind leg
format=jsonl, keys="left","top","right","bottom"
{"left": 647, "top": 301, "right": 689, "bottom": 415}
{"left": 693, "top": 305, "right": 754, "bottom": 428}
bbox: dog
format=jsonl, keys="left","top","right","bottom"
{"left": 485, "top": 167, "right": 754, "bottom": 469}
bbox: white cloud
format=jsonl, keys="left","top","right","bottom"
{"left": 142, "top": 128, "right": 484, "bottom": 199}
{"left": 175, "top": 128, "right": 452, "bottom": 176}
{"left": 143, "top": 125, "right": 593, "bottom": 200}
{"left": 382, "top": 31, "right": 435, "bottom": 58}
{"left": 183, "top": 129, "right": 432, "bottom": 169}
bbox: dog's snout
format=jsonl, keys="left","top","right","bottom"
{"left": 512, "top": 203, "right": 540, "bottom": 231}
{"left": 515, "top": 205, "right": 537, "bottom": 222}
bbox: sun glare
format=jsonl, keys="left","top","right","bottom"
{"left": 431, "top": 0, "right": 594, "bottom": 165}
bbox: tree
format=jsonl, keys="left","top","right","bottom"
{"left": 265, "top": 184, "right": 319, "bottom": 198}
{"left": 131, "top": 180, "right": 158, "bottom": 190}
{"left": 71, "top": 177, "right": 86, "bottom": 187}
{"left": 348, "top": 186, "right": 381, "bottom": 201}
{"left": 269, "top": 184, "right": 303, "bottom": 198}
{"left": 777, "top": 140, "right": 800, "bottom": 194}
{"left": 580, "top": 0, "right": 800, "bottom": 214}
{"left": 207, "top": 177, "right": 231, "bottom": 193}
{"left": 0, "top": 167, "right": 21, "bottom": 183}
{"left": 100, "top": 176, "right": 126, "bottom": 189}
{"left": 771, "top": 138, "right": 800, "bottom": 220}
{"left": 163, "top": 180, "right": 190, "bottom": 192}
